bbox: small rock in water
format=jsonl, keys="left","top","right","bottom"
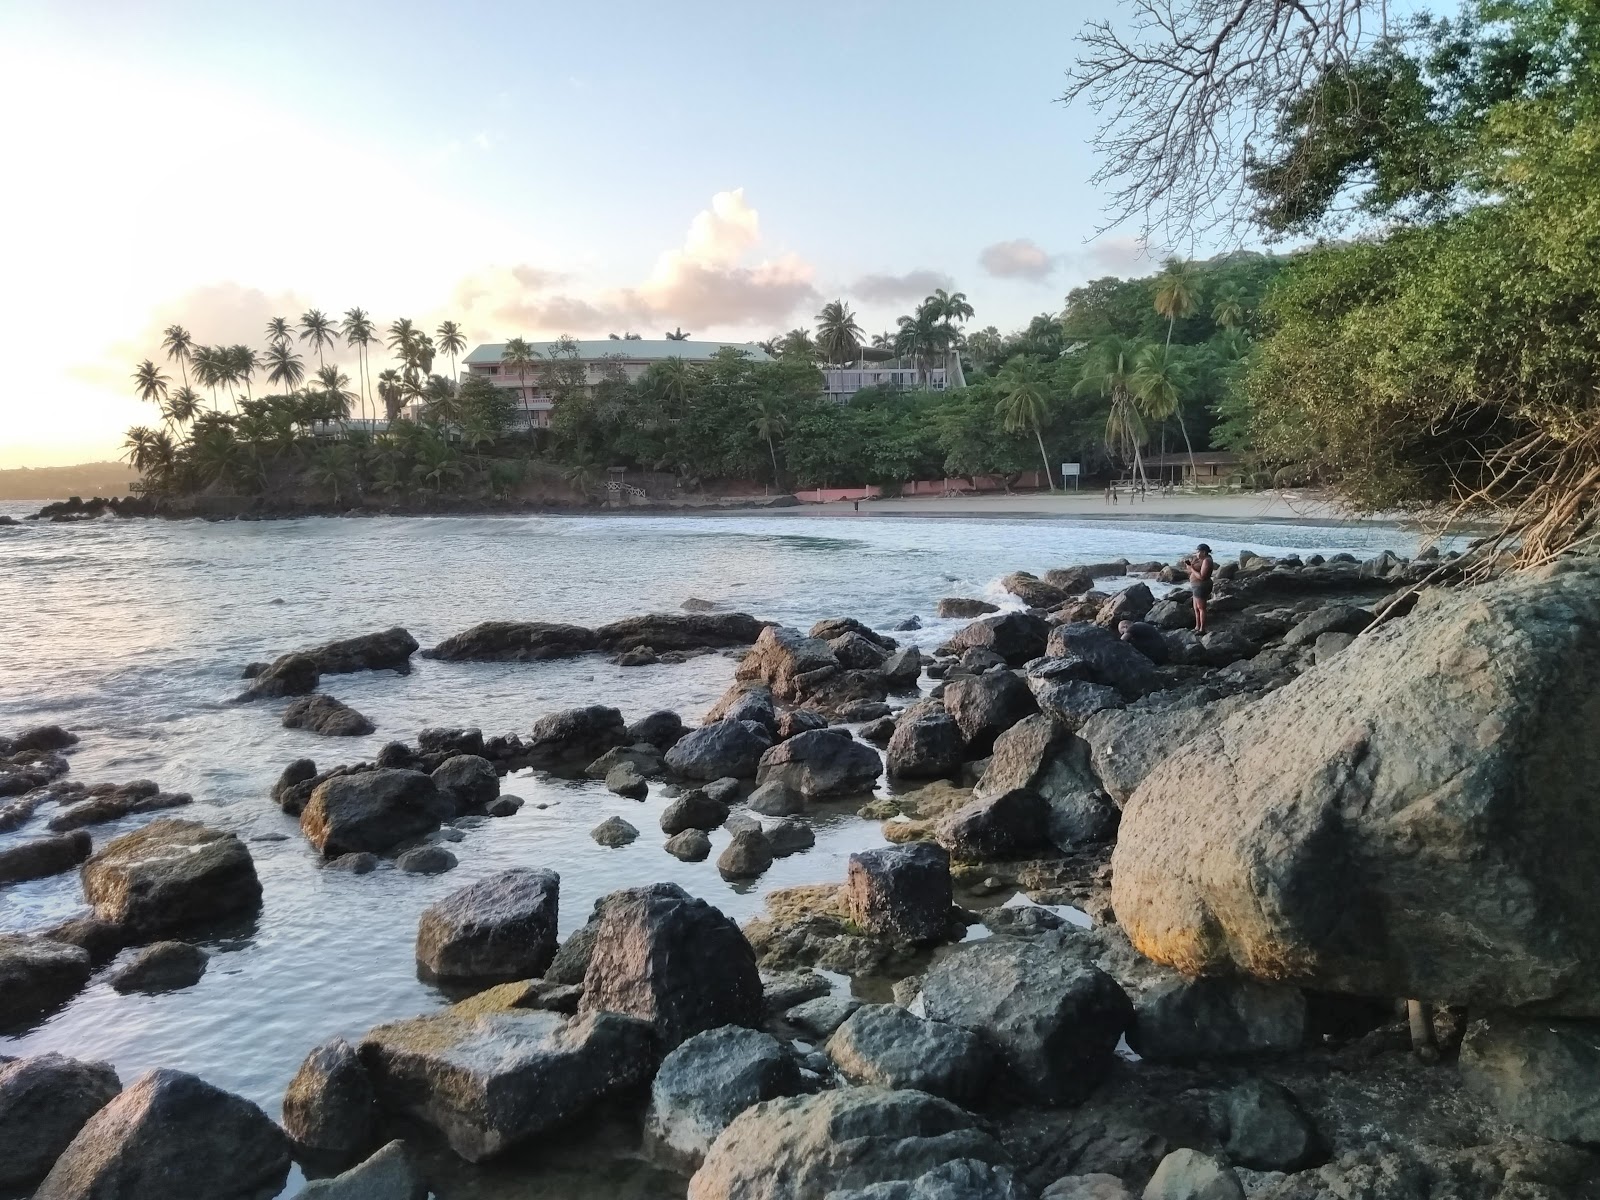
{"left": 486, "top": 795, "right": 524, "bottom": 818}
{"left": 724, "top": 812, "right": 761, "bottom": 837}
{"left": 396, "top": 846, "right": 457, "bottom": 875}
{"left": 784, "top": 994, "right": 863, "bottom": 1039}
{"left": 109, "top": 942, "right": 209, "bottom": 995}
{"left": 704, "top": 777, "right": 742, "bottom": 805}
{"left": 325, "top": 852, "right": 378, "bottom": 874}
{"left": 664, "top": 829, "right": 712, "bottom": 862}
{"left": 764, "top": 818, "right": 814, "bottom": 858}
{"left": 592, "top": 816, "right": 639, "bottom": 847}
{"left": 431, "top": 827, "right": 466, "bottom": 843}
{"left": 281, "top": 1037, "right": 375, "bottom": 1162}
{"left": 298, "top": 1140, "right": 424, "bottom": 1199}
{"left": 605, "top": 763, "right": 650, "bottom": 799}
{"left": 717, "top": 829, "right": 773, "bottom": 879}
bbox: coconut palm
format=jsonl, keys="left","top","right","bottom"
{"left": 1133, "top": 342, "right": 1196, "bottom": 479}
{"left": 815, "top": 300, "right": 864, "bottom": 365}
{"left": 652, "top": 357, "right": 693, "bottom": 418}
{"left": 386, "top": 317, "right": 417, "bottom": 358}
{"left": 298, "top": 309, "right": 337, "bottom": 370}
{"left": 309, "top": 443, "right": 358, "bottom": 504}
{"left": 750, "top": 397, "right": 789, "bottom": 485}
{"left": 132, "top": 360, "right": 169, "bottom": 408}
{"left": 893, "top": 310, "right": 938, "bottom": 383}
{"left": 501, "top": 337, "right": 538, "bottom": 403}
{"left": 229, "top": 345, "right": 258, "bottom": 399}
{"left": 436, "top": 320, "right": 467, "bottom": 383}
{"left": 376, "top": 369, "right": 405, "bottom": 421}
{"left": 265, "top": 317, "right": 293, "bottom": 347}
{"left": 341, "top": 308, "right": 376, "bottom": 422}
{"left": 995, "top": 365, "right": 1057, "bottom": 491}
{"left": 412, "top": 438, "right": 463, "bottom": 493}
{"left": 665, "top": 327, "right": 692, "bottom": 341}
{"left": 1153, "top": 258, "right": 1202, "bottom": 348}
{"left": 122, "top": 426, "right": 175, "bottom": 482}
{"left": 264, "top": 342, "right": 306, "bottom": 396}
{"left": 314, "top": 365, "right": 356, "bottom": 423}
{"left": 778, "top": 328, "right": 816, "bottom": 360}
{"left": 1211, "top": 284, "right": 1247, "bottom": 331}
{"left": 161, "top": 386, "right": 202, "bottom": 431}
{"left": 1075, "top": 335, "right": 1151, "bottom": 489}
{"left": 161, "top": 326, "right": 195, "bottom": 387}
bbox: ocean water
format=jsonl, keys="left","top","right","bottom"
{"left": 0, "top": 507, "right": 1421, "bottom": 1192}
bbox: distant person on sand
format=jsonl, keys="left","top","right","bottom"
{"left": 1185, "top": 543, "right": 1215, "bottom": 634}
{"left": 1118, "top": 618, "right": 1169, "bottom": 663}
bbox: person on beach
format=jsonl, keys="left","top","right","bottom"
{"left": 1118, "top": 618, "right": 1169, "bottom": 663}
{"left": 1185, "top": 543, "right": 1215, "bottom": 633}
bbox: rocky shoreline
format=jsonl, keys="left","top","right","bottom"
{"left": 3, "top": 545, "right": 1599, "bottom": 1200}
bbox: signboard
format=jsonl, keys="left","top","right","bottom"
{"left": 1061, "top": 462, "right": 1082, "bottom": 490}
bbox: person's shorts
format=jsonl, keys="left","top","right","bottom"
{"left": 1194, "top": 580, "right": 1213, "bottom": 601}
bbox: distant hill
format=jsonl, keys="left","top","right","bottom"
{"left": 0, "top": 462, "right": 138, "bottom": 502}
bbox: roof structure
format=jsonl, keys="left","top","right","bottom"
{"left": 463, "top": 339, "right": 772, "bottom": 365}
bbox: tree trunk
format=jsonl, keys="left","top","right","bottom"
{"left": 1034, "top": 427, "right": 1056, "bottom": 491}
{"left": 768, "top": 437, "right": 781, "bottom": 488}
{"left": 1177, "top": 408, "right": 1198, "bottom": 486}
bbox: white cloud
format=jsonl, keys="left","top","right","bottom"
{"left": 849, "top": 269, "right": 954, "bottom": 304}
{"left": 979, "top": 239, "right": 1058, "bottom": 281}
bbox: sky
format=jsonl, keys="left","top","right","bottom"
{"left": 0, "top": 0, "right": 1175, "bottom": 468}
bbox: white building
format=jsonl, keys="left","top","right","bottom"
{"left": 820, "top": 359, "right": 965, "bottom": 402}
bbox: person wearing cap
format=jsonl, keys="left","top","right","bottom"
{"left": 1185, "top": 543, "right": 1215, "bottom": 634}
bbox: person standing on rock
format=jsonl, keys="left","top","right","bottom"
{"left": 1185, "top": 543, "right": 1215, "bottom": 634}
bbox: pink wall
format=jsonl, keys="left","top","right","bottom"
{"left": 797, "top": 472, "right": 1049, "bottom": 503}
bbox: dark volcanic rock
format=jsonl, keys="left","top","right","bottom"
{"left": 416, "top": 868, "right": 561, "bottom": 982}
{"left": 4, "top": 724, "right": 79, "bottom": 754}
{"left": 524, "top": 705, "right": 628, "bottom": 773}
{"left": 665, "top": 719, "right": 770, "bottom": 780}
{"left": 718, "top": 829, "right": 775, "bottom": 879}
{"left": 755, "top": 729, "right": 881, "bottom": 799}
{"left": 33, "top": 1068, "right": 290, "bottom": 1200}
{"left": 977, "top": 716, "right": 1119, "bottom": 849}
{"left": 425, "top": 620, "right": 598, "bottom": 662}
{"left": 660, "top": 790, "right": 731, "bottom": 835}
{"left": 579, "top": 882, "right": 761, "bottom": 1048}
{"left": 0, "top": 936, "right": 90, "bottom": 1028}
{"left": 938, "top": 612, "right": 1051, "bottom": 666}
{"left": 47, "top": 783, "right": 193, "bottom": 832}
{"left": 596, "top": 611, "right": 765, "bottom": 652}
{"left": 39, "top": 916, "right": 130, "bottom": 967}
{"left": 82, "top": 819, "right": 261, "bottom": 936}
{"left": 301, "top": 770, "right": 451, "bottom": 856}
{"left": 936, "top": 598, "right": 1000, "bottom": 618}
{"left": 235, "top": 652, "right": 320, "bottom": 701}
{"left": 886, "top": 704, "right": 965, "bottom": 779}
{"left": 0, "top": 829, "right": 91, "bottom": 884}
{"left": 107, "top": 941, "right": 209, "bottom": 994}
{"left": 418, "top": 727, "right": 485, "bottom": 756}
{"left": 628, "top": 710, "right": 689, "bottom": 750}
{"left": 826, "top": 1005, "right": 991, "bottom": 1104}
{"left": 282, "top": 694, "right": 375, "bottom": 737}
{"left": 283, "top": 1036, "right": 376, "bottom": 1161}
{"left": 1460, "top": 1014, "right": 1600, "bottom": 1143}
{"left": 1094, "top": 583, "right": 1155, "bottom": 627}
{"left": 665, "top": 829, "right": 712, "bottom": 861}
{"left": 303, "top": 627, "right": 419, "bottom": 675}
{"left": 845, "top": 843, "right": 953, "bottom": 944}
{"left": 1283, "top": 603, "right": 1374, "bottom": 646}
{"left": 1045, "top": 623, "right": 1160, "bottom": 699}
{"left": 430, "top": 754, "right": 500, "bottom": 811}
{"left": 943, "top": 671, "right": 1038, "bottom": 755}
{"left": 0, "top": 1053, "right": 122, "bottom": 1191}
{"left": 935, "top": 788, "right": 1051, "bottom": 862}
{"left": 1002, "top": 571, "right": 1069, "bottom": 609}
{"left": 645, "top": 1026, "right": 802, "bottom": 1171}
{"left": 810, "top": 617, "right": 897, "bottom": 650}
{"left": 299, "top": 1141, "right": 424, "bottom": 1200}
{"left": 734, "top": 626, "right": 840, "bottom": 704}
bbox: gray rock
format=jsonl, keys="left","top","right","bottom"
{"left": 0, "top": 829, "right": 91, "bottom": 885}
{"left": 667, "top": 720, "right": 772, "bottom": 780}
{"left": 418, "top": 726, "right": 484, "bottom": 756}
{"left": 359, "top": 1009, "right": 654, "bottom": 1162}
{"left": 326, "top": 852, "right": 379, "bottom": 874}
{"left": 756, "top": 729, "right": 882, "bottom": 799}
{"left": 920, "top": 933, "right": 1132, "bottom": 1105}
{"left": 524, "top": 705, "right": 629, "bottom": 773}
{"left": 0, "top": 936, "right": 91, "bottom": 1026}
{"left": 705, "top": 776, "right": 743, "bottom": 804}
{"left": 486, "top": 794, "right": 524, "bottom": 817}
{"left": 1028, "top": 674, "right": 1126, "bottom": 731}
{"left": 1459, "top": 1014, "right": 1600, "bottom": 1143}
{"left": 236, "top": 652, "right": 320, "bottom": 701}
{"left": 825, "top": 1005, "right": 990, "bottom": 1103}
{"left": 416, "top": 867, "right": 560, "bottom": 981}
{"left": 880, "top": 647, "right": 923, "bottom": 690}
{"left": 282, "top": 694, "right": 375, "bottom": 737}
{"left": 0, "top": 1054, "right": 121, "bottom": 1191}
{"left": 629, "top": 710, "right": 689, "bottom": 750}
{"left": 935, "top": 788, "right": 1050, "bottom": 862}
{"left": 282, "top": 1037, "right": 376, "bottom": 1161}
{"left": 785, "top": 995, "right": 863, "bottom": 1039}
{"left": 1221, "top": 1079, "right": 1321, "bottom": 1171}
{"left": 1140, "top": 1149, "right": 1244, "bottom": 1200}
{"left": 1130, "top": 974, "right": 1305, "bottom": 1061}
{"left": 765, "top": 818, "right": 815, "bottom": 857}
{"left": 936, "top": 598, "right": 999, "bottom": 618}
{"left": 1041, "top": 1175, "right": 1137, "bottom": 1200}
{"left": 665, "top": 829, "right": 713, "bottom": 861}
{"left": 586, "top": 743, "right": 665, "bottom": 780}
{"left": 1003, "top": 571, "right": 1069, "bottom": 608}
{"left": 591, "top": 816, "right": 639, "bottom": 847}
{"left": 33, "top": 1068, "right": 290, "bottom": 1200}
{"left": 81, "top": 819, "right": 261, "bottom": 935}
{"left": 762, "top": 970, "right": 832, "bottom": 1014}
{"left": 825, "top": 1160, "right": 1032, "bottom": 1200}
{"left": 426, "top": 621, "right": 598, "bottom": 662}
{"left": 734, "top": 626, "right": 841, "bottom": 704}
{"left": 430, "top": 754, "right": 500, "bottom": 810}
{"left": 719, "top": 829, "right": 775, "bottom": 879}
{"left": 646, "top": 1026, "right": 802, "bottom": 1171}
{"left": 298, "top": 1140, "right": 426, "bottom": 1200}
{"left": 1283, "top": 604, "right": 1373, "bottom": 646}
{"left": 830, "top": 631, "right": 891, "bottom": 670}
{"left": 1080, "top": 693, "right": 1255, "bottom": 805}
{"left": 858, "top": 716, "right": 897, "bottom": 746}
{"left": 707, "top": 686, "right": 780, "bottom": 733}
{"left": 886, "top": 706, "right": 965, "bottom": 780}
{"left": 937, "top": 612, "right": 1051, "bottom": 666}
{"left": 396, "top": 845, "right": 456, "bottom": 874}
{"left": 943, "top": 672, "right": 1037, "bottom": 756}
{"left": 725, "top": 812, "right": 762, "bottom": 836}
{"left": 579, "top": 882, "right": 761, "bottom": 1048}
{"left": 1095, "top": 582, "right": 1155, "bottom": 627}
{"left": 845, "top": 843, "right": 953, "bottom": 944}
{"left": 605, "top": 762, "right": 650, "bottom": 799}
{"left": 976, "top": 716, "right": 1118, "bottom": 849}
{"left": 1045, "top": 623, "right": 1160, "bottom": 699}
{"left": 301, "top": 770, "right": 452, "bottom": 856}
{"left": 1045, "top": 566, "right": 1097, "bottom": 595}
{"left": 662, "top": 790, "right": 732, "bottom": 835}
{"left": 108, "top": 941, "right": 208, "bottom": 994}
{"left": 688, "top": 1088, "right": 1009, "bottom": 1200}
{"left": 1313, "top": 631, "right": 1355, "bottom": 662}
{"left": 749, "top": 780, "right": 806, "bottom": 815}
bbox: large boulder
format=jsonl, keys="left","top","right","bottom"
{"left": 1045, "top": 565, "right": 1097, "bottom": 595}
{"left": 596, "top": 611, "right": 765, "bottom": 652}
{"left": 666, "top": 720, "right": 771, "bottom": 781}
{"left": 830, "top": 632, "right": 891, "bottom": 670}
{"left": 1002, "top": 571, "right": 1069, "bottom": 609}
{"left": 0, "top": 829, "right": 91, "bottom": 885}
{"left": 358, "top": 1009, "right": 654, "bottom": 1162}
{"left": 942, "top": 672, "right": 1038, "bottom": 755}
{"left": 735, "top": 626, "right": 841, "bottom": 703}
{"left": 756, "top": 729, "right": 881, "bottom": 799}
{"left": 430, "top": 754, "right": 500, "bottom": 811}
{"left": 281, "top": 694, "right": 375, "bottom": 737}
{"left": 1459, "top": 1015, "right": 1600, "bottom": 1143}
{"left": 1094, "top": 583, "right": 1155, "bottom": 627}
{"left": 235, "top": 652, "right": 320, "bottom": 700}
{"left": 1282, "top": 604, "right": 1373, "bottom": 647}
{"left": 416, "top": 868, "right": 560, "bottom": 982}
{"left": 935, "top": 788, "right": 1051, "bottom": 862}
{"left": 976, "top": 716, "right": 1119, "bottom": 848}
{"left": 937, "top": 612, "right": 1050, "bottom": 667}
{"left": 424, "top": 621, "right": 598, "bottom": 662}
{"left": 303, "top": 627, "right": 419, "bottom": 674}
{"left": 81, "top": 819, "right": 261, "bottom": 936}
{"left": 687, "top": 1088, "right": 1009, "bottom": 1200}
{"left": 920, "top": 933, "right": 1133, "bottom": 1105}
{"left": 0, "top": 936, "right": 91, "bottom": 1026}
{"left": 1044, "top": 623, "right": 1160, "bottom": 699}
{"left": 1026, "top": 665, "right": 1125, "bottom": 732}
{"left": 33, "top": 1069, "right": 290, "bottom": 1200}
{"left": 645, "top": 1027, "right": 802, "bottom": 1171}
{"left": 300, "top": 770, "right": 452, "bottom": 856}
{"left": 845, "top": 843, "right": 953, "bottom": 944}
{"left": 886, "top": 705, "right": 965, "bottom": 780}
{"left": 523, "top": 705, "right": 628, "bottom": 773}
{"left": 282, "top": 1037, "right": 376, "bottom": 1161}
{"left": 936, "top": 598, "right": 999, "bottom": 619}
{"left": 0, "top": 1054, "right": 121, "bottom": 1191}
{"left": 825, "top": 1005, "right": 991, "bottom": 1104}
{"left": 1113, "top": 563, "right": 1600, "bottom": 1015}
{"left": 579, "top": 883, "right": 762, "bottom": 1048}
{"left": 298, "top": 1140, "right": 426, "bottom": 1200}
{"left": 1080, "top": 693, "right": 1256, "bottom": 806}
{"left": 629, "top": 710, "right": 689, "bottom": 750}
{"left": 880, "top": 647, "right": 923, "bottom": 691}
{"left": 706, "top": 685, "right": 779, "bottom": 733}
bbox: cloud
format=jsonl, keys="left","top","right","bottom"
{"left": 848, "top": 269, "right": 955, "bottom": 304}
{"left": 979, "top": 239, "right": 1058, "bottom": 281}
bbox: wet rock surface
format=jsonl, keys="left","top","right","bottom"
{"left": 415, "top": 867, "right": 560, "bottom": 982}
{"left": 645, "top": 1026, "right": 803, "bottom": 1171}
{"left": 0, "top": 1053, "right": 121, "bottom": 1191}
{"left": 82, "top": 819, "right": 261, "bottom": 937}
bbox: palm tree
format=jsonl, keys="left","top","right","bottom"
{"left": 229, "top": 345, "right": 258, "bottom": 399}
{"left": 436, "top": 320, "right": 467, "bottom": 383}
{"left": 309, "top": 444, "right": 357, "bottom": 504}
{"left": 161, "top": 326, "right": 194, "bottom": 387}
{"left": 265, "top": 316, "right": 293, "bottom": 347}
{"left": 777, "top": 329, "right": 816, "bottom": 360}
{"left": 1211, "top": 284, "right": 1247, "bottom": 331}
{"left": 893, "top": 310, "right": 938, "bottom": 383}
{"left": 341, "top": 308, "right": 377, "bottom": 423}
{"left": 927, "top": 289, "right": 975, "bottom": 375}
{"left": 161, "top": 386, "right": 202, "bottom": 431}
{"left": 412, "top": 438, "right": 463, "bottom": 493}
{"left": 377, "top": 369, "right": 404, "bottom": 421}
{"left": 815, "top": 300, "right": 864, "bottom": 365}
{"left": 653, "top": 357, "right": 693, "bottom": 418}
{"left": 750, "top": 397, "right": 789, "bottom": 486}
{"left": 122, "top": 426, "right": 175, "bottom": 483}
{"left": 665, "top": 327, "right": 692, "bottom": 341}
{"left": 315, "top": 365, "right": 356, "bottom": 424}
{"left": 1131, "top": 343, "right": 1189, "bottom": 479}
{"left": 1153, "top": 258, "right": 1202, "bottom": 349}
{"left": 995, "top": 367, "right": 1057, "bottom": 491}
{"left": 188, "top": 346, "right": 221, "bottom": 410}
{"left": 264, "top": 342, "right": 306, "bottom": 396}
{"left": 299, "top": 309, "right": 337, "bottom": 370}
{"left": 1075, "top": 335, "right": 1151, "bottom": 490}
{"left": 132, "top": 360, "right": 169, "bottom": 408}
{"left": 501, "top": 337, "right": 538, "bottom": 404}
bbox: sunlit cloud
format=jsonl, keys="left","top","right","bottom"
{"left": 979, "top": 238, "right": 1058, "bottom": 281}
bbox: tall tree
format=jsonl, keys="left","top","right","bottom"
{"left": 1153, "top": 258, "right": 1202, "bottom": 347}
{"left": 750, "top": 396, "right": 789, "bottom": 486}
{"left": 1211, "top": 283, "right": 1247, "bottom": 331}
{"left": 376, "top": 369, "right": 404, "bottom": 421}
{"left": 265, "top": 316, "right": 293, "bottom": 346}
{"left": 815, "top": 300, "right": 864, "bottom": 365}
{"left": 665, "top": 327, "right": 692, "bottom": 341}
{"left": 995, "top": 365, "right": 1057, "bottom": 490}
{"left": 132, "top": 359, "right": 169, "bottom": 409}
{"left": 161, "top": 326, "right": 194, "bottom": 388}
{"left": 341, "top": 308, "right": 376, "bottom": 423}
{"left": 501, "top": 337, "right": 538, "bottom": 405}
{"left": 1131, "top": 342, "right": 1191, "bottom": 476}
{"left": 1075, "top": 335, "right": 1151, "bottom": 489}
{"left": 264, "top": 342, "right": 306, "bottom": 397}
{"left": 229, "top": 345, "right": 258, "bottom": 399}
{"left": 299, "top": 309, "right": 337, "bottom": 370}
{"left": 314, "top": 365, "right": 356, "bottom": 422}
{"left": 436, "top": 320, "right": 467, "bottom": 382}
